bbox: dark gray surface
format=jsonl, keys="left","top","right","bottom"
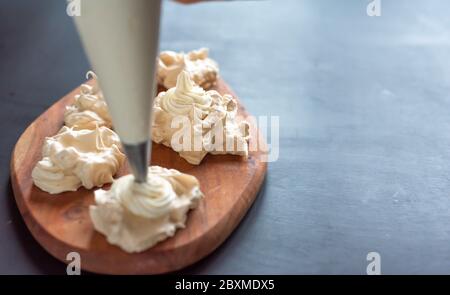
{"left": 1, "top": 0, "right": 450, "bottom": 274}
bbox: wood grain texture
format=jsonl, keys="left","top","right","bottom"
{"left": 10, "top": 79, "right": 267, "bottom": 274}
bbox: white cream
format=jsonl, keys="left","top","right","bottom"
{"left": 158, "top": 48, "right": 219, "bottom": 89}
{"left": 152, "top": 71, "right": 250, "bottom": 165}
{"left": 90, "top": 166, "right": 203, "bottom": 253}
{"left": 32, "top": 126, "right": 125, "bottom": 194}
{"left": 64, "top": 71, "right": 112, "bottom": 130}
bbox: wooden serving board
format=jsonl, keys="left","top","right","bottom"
{"left": 10, "top": 78, "right": 267, "bottom": 274}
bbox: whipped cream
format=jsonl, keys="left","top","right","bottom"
{"left": 64, "top": 71, "right": 112, "bottom": 130}
{"left": 32, "top": 126, "right": 125, "bottom": 194}
{"left": 157, "top": 48, "right": 219, "bottom": 89}
{"left": 152, "top": 71, "right": 250, "bottom": 165}
{"left": 90, "top": 166, "right": 203, "bottom": 253}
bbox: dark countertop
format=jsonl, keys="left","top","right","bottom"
{"left": 1, "top": 0, "right": 450, "bottom": 274}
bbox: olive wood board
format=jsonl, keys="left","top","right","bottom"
{"left": 10, "top": 78, "right": 267, "bottom": 274}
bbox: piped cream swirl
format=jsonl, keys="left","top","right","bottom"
{"left": 152, "top": 71, "right": 250, "bottom": 165}
{"left": 157, "top": 48, "right": 219, "bottom": 89}
{"left": 89, "top": 166, "right": 203, "bottom": 253}
{"left": 32, "top": 126, "right": 125, "bottom": 194}
{"left": 159, "top": 71, "right": 212, "bottom": 116}
{"left": 120, "top": 174, "right": 176, "bottom": 219}
{"left": 64, "top": 71, "right": 112, "bottom": 130}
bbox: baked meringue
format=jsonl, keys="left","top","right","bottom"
{"left": 90, "top": 166, "right": 203, "bottom": 253}
{"left": 32, "top": 126, "right": 125, "bottom": 194}
{"left": 157, "top": 48, "right": 219, "bottom": 89}
{"left": 152, "top": 71, "right": 250, "bottom": 165}
{"left": 64, "top": 71, "right": 112, "bottom": 130}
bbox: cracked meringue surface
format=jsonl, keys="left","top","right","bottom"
{"left": 90, "top": 166, "right": 203, "bottom": 253}
{"left": 64, "top": 71, "right": 112, "bottom": 130}
{"left": 32, "top": 126, "right": 125, "bottom": 194}
{"left": 152, "top": 71, "right": 250, "bottom": 165}
{"left": 157, "top": 48, "right": 219, "bottom": 89}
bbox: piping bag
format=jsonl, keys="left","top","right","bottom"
{"left": 74, "top": 0, "right": 162, "bottom": 183}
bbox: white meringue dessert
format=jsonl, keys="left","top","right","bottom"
{"left": 157, "top": 48, "right": 219, "bottom": 89}
{"left": 32, "top": 126, "right": 125, "bottom": 194}
{"left": 64, "top": 71, "right": 112, "bottom": 130}
{"left": 90, "top": 166, "right": 203, "bottom": 253}
{"left": 152, "top": 71, "right": 250, "bottom": 165}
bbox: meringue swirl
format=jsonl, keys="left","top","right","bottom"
{"left": 31, "top": 158, "right": 81, "bottom": 194}
{"left": 157, "top": 48, "right": 219, "bottom": 89}
{"left": 159, "top": 71, "right": 212, "bottom": 116}
{"left": 90, "top": 166, "right": 203, "bottom": 253}
{"left": 32, "top": 126, "right": 125, "bottom": 194}
{"left": 119, "top": 173, "right": 176, "bottom": 219}
{"left": 152, "top": 71, "right": 250, "bottom": 165}
{"left": 64, "top": 71, "right": 112, "bottom": 130}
